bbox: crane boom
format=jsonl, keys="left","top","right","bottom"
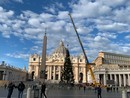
{"left": 68, "top": 13, "right": 96, "bottom": 85}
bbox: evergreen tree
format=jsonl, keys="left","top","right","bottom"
{"left": 61, "top": 49, "right": 74, "bottom": 84}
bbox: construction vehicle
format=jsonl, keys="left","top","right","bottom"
{"left": 68, "top": 13, "right": 100, "bottom": 87}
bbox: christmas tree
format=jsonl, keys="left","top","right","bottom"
{"left": 61, "top": 49, "right": 74, "bottom": 84}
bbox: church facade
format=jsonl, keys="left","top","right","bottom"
{"left": 28, "top": 41, "right": 87, "bottom": 83}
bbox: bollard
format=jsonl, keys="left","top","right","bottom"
{"left": 122, "top": 90, "right": 127, "bottom": 98}
{"left": 27, "top": 87, "right": 32, "bottom": 98}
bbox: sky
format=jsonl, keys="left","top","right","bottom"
{"left": 1, "top": 0, "right": 130, "bottom": 69}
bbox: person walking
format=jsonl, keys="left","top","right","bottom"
{"left": 97, "top": 85, "right": 102, "bottom": 98}
{"left": 41, "top": 82, "right": 47, "bottom": 98}
{"left": 17, "top": 81, "right": 25, "bottom": 98}
{"left": 83, "top": 86, "right": 86, "bottom": 93}
{"left": 7, "top": 82, "right": 16, "bottom": 98}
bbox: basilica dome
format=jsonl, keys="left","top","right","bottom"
{"left": 50, "top": 41, "right": 68, "bottom": 59}
{"left": 53, "top": 41, "right": 67, "bottom": 56}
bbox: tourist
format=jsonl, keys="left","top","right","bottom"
{"left": 4, "top": 84, "right": 7, "bottom": 89}
{"left": 17, "top": 81, "right": 25, "bottom": 98}
{"left": 41, "top": 82, "right": 47, "bottom": 98}
{"left": 97, "top": 85, "right": 102, "bottom": 98}
{"left": 83, "top": 86, "right": 86, "bottom": 93}
{"left": 7, "top": 82, "right": 16, "bottom": 98}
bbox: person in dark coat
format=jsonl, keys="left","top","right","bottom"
{"left": 83, "top": 86, "right": 86, "bottom": 93}
{"left": 97, "top": 85, "right": 102, "bottom": 98}
{"left": 17, "top": 81, "right": 25, "bottom": 98}
{"left": 7, "top": 82, "right": 16, "bottom": 98}
{"left": 41, "top": 82, "right": 47, "bottom": 98}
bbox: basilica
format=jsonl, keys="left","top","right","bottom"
{"left": 28, "top": 41, "right": 86, "bottom": 83}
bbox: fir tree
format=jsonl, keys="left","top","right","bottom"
{"left": 61, "top": 49, "right": 74, "bottom": 84}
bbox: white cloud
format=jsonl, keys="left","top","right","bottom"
{"left": 97, "top": 22, "right": 129, "bottom": 32}
{"left": 0, "top": 0, "right": 23, "bottom": 4}
{"left": 71, "top": 0, "right": 111, "bottom": 18}
{"left": 58, "top": 11, "right": 69, "bottom": 19}
{"left": 98, "top": 0, "right": 127, "bottom": 7}
{"left": 13, "top": 0, "right": 23, "bottom": 3}
{"left": 43, "top": 2, "right": 64, "bottom": 14}
{"left": 1, "top": 0, "right": 130, "bottom": 63}
{"left": 6, "top": 53, "right": 29, "bottom": 59}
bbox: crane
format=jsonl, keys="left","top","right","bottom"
{"left": 68, "top": 13, "right": 97, "bottom": 86}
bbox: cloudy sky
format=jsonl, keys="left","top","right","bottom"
{"left": 1, "top": 0, "right": 130, "bottom": 69}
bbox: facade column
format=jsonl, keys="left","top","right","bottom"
{"left": 119, "top": 74, "right": 122, "bottom": 87}
{"left": 104, "top": 74, "right": 106, "bottom": 85}
{"left": 50, "top": 66, "right": 52, "bottom": 80}
{"left": 2, "top": 71, "right": 5, "bottom": 80}
{"left": 83, "top": 67, "right": 86, "bottom": 83}
{"left": 114, "top": 74, "right": 117, "bottom": 85}
{"left": 128, "top": 74, "right": 130, "bottom": 86}
{"left": 97, "top": 74, "right": 100, "bottom": 83}
{"left": 47, "top": 67, "right": 49, "bottom": 80}
{"left": 123, "top": 74, "right": 126, "bottom": 87}
{"left": 58, "top": 66, "right": 61, "bottom": 80}
{"left": 110, "top": 74, "right": 112, "bottom": 80}
{"left": 53, "top": 66, "right": 56, "bottom": 80}
{"left": 76, "top": 66, "right": 78, "bottom": 83}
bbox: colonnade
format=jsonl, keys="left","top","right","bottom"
{"left": 97, "top": 73, "right": 130, "bottom": 87}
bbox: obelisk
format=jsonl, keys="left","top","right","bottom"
{"left": 40, "top": 33, "right": 47, "bottom": 82}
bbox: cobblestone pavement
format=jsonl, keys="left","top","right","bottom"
{"left": 0, "top": 86, "right": 122, "bottom": 98}
{"left": 46, "top": 87, "right": 122, "bottom": 98}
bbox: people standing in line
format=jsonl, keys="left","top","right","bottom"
{"left": 41, "top": 82, "right": 47, "bottom": 98}
{"left": 7, "top": 81, "right": 16, "bottom": 98}
{"left": 97, "top": 85, "right": 102, "bottom": 98}
{"left": 17, "top": 81, "right": 25, "bottom": 98}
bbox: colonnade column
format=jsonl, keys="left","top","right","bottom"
{"left": 123, "top": 74, "right": 126, "bottom": 87}
{"left": 2, "top": 71, "right": 5, "bottom": 80}
{"left": 119, "top": 74, "right": 122, "bottom": 87}
{"left": 114, "top": 74, "right": 117, "bottom": 85}
{"left": 104, "top": 74, "right": 106, "bottom": 85}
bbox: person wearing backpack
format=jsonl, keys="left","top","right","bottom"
{"left": 17, "top": 81, "right": 25, "bottom": 98}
